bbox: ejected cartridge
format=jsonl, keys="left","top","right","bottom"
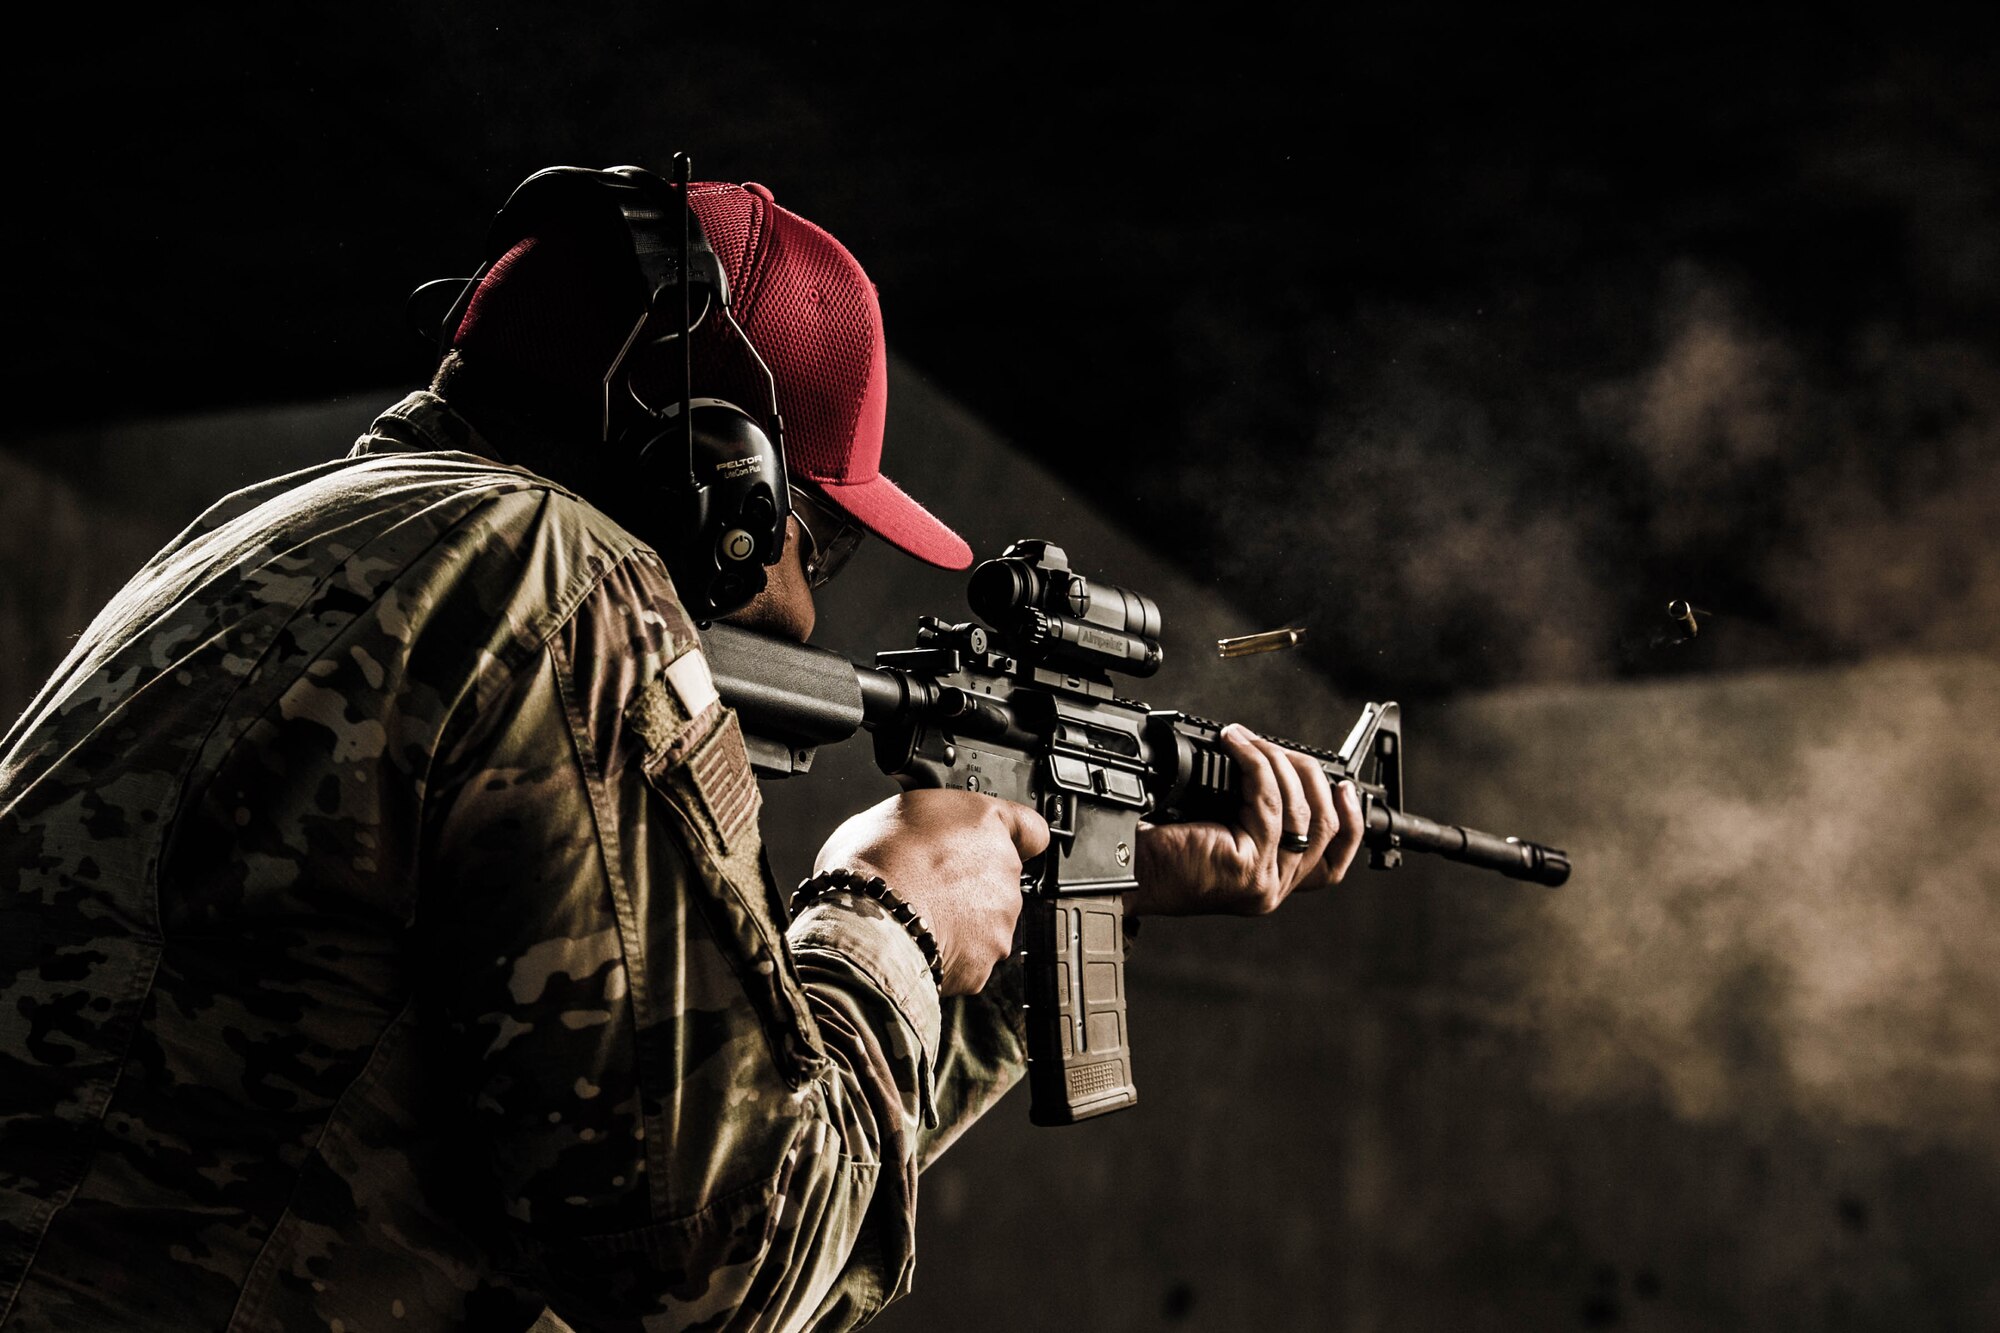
{"left": 1217, "top": 627, "right": 1307, "bottom": 658}
{"left": 1666, "top": 599, "right": 1708, "bottom": 638}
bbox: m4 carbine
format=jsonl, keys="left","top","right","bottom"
{"left": 702, "top": 539, "right": 1571, "bottom": 1126}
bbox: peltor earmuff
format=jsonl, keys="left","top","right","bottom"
{"left": 415, "top": 155, "right": 790, "bottom": 621}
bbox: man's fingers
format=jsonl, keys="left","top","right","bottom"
{"left": 1324, "top": 779, "right": 1366, "bottom": 883}
{"left": 1281, "top": 748, "right": 1340, "bottom": 888}
{"left": 1218, "top": 723, "right": 1283, "bottom": 849}
{"left": 1251, "top": 732, "right": 1310, "bottom": 861}
{"left": 995, "top": 798, "right": 1052, "bottom": 861}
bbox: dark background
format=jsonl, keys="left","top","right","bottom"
{"left": 15, "top": 4, "right": 2000, "bottom": 697}
{"left": 5, "top": 5, "right": 1999, "bottom": 1329}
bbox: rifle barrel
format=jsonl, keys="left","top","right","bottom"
{"left": 1368, "top": 803, "right": 1571, "bottom": 885}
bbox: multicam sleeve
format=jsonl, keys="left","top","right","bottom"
{"left": 919, "top": 972, "right": 1029, "bottom": 1170}
{"left": 796, "top": 910, "right": 1032, "bottom": 1173}
{"left": 423, "top": 541, "right": 950, "bottom": 1332}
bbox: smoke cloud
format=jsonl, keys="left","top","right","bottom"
{"left": 1430, "top": 657, "right": 2000, "bottom": 1155}
{"left": 1154, "top": 256, "right": 2000, "bottom": 699}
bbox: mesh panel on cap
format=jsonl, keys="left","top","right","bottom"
{"left": 689, "top": 184, "right": 887, "bottom": 487}
{"left": 688, "top": 183, "right": 764, "bottom": 293}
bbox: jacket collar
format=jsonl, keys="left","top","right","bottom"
{"left": 347, "top": 391, "right": 498, "bottom": 460}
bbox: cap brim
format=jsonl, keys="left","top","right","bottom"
{"left": 817, "top": 472, "right": 974, "bottom": 571}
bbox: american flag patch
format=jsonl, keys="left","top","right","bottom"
{"left": 689, "top": 713, "right": 760, "bottom": 852}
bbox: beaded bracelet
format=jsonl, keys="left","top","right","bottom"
{"left": 791, "top": 868, "right": 946, "bottom": 990}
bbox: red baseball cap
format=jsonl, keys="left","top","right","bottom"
{"left": 454, "top": 175, "right": 972, "bottom": 571}
{"left": 688, "top": 182, "right": 970, "bottom": 570}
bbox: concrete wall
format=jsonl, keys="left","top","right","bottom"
{"left": 5, "top": 367, "right": 1995, "bottom": 1330}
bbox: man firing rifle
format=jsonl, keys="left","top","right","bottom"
{"left": 0, "top": 162, "right": 1367, "bottom": 1331}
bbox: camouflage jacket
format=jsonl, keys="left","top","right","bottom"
{"left": 0, "top": 392, "right": 1025, "bottom": 1331}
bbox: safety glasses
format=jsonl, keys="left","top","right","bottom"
{"left": 788, "top": 485, "right": 865, "bottom": 590}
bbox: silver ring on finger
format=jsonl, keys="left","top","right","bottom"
{"left": 1279, "top": 830, "right": 1313, "bottom": 854}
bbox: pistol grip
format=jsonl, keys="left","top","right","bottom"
{"left": 1021, "top": 891, "right": 1137, "bottom": 1124}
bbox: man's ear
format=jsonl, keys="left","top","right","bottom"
{"left": 715, "top": 516, "right": 816, "bottom": 644}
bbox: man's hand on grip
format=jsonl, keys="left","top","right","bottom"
{"left": 1130, "top": 723, "right": 1364, "bottom": 916}
{"left": 814, "top": 790, "right": 1050, "bottom": 996}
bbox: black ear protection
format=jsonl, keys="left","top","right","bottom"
{"left": 412, "top": 154, "right": 790, "bottom": 620}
